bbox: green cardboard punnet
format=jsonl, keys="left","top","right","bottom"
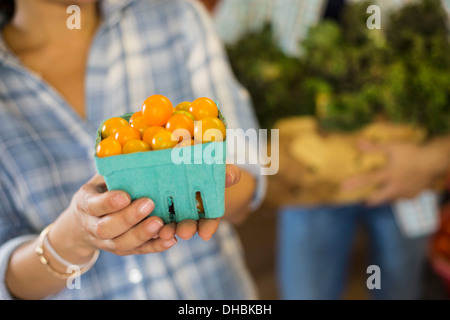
{"left": 94, "top": 109, "right": 227, "bottom": 224}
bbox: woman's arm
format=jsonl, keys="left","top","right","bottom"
{"left": 5, "top": 174, "right": 176, "bottom": 300}
{"left": 4, "top": 165, "right": 243, "bottom": 300}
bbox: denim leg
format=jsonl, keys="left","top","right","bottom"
{"left": 276, "top": 205, "right": 360, "bottom": 300}
{"left": 363, "top": 204, "right": 431, "bottom": 300}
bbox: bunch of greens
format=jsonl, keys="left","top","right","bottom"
{"left": 381, "top": 0, "right": 450, "bottom": 135}
{"left": 226, "top": 0, "right": 450, "bottom": 136}
{"left": 226, "top": 25, "right": 310, "bottom": 130}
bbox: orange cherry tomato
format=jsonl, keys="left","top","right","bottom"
{"left": 142, "top": 126, "right": 165, "bottom": 146}
{"left": 114, "top": 125, "right": 140, "bottom": 146}
{"left": 141, "top": 94, "right": 174, "bottom": 126}
{"left": 101, "top": 117, "right": 129, "bottom": 139}
{"left": 165, "top": 114, "right": 194, "bottom": 141}
{"left": 151, "top": 129, "right": 178, "bottom": 150}
{"left": 196, "top": 192, "right": 204, "bottom": 214}
{"left": 189, "top": 97, "right": 218, "bottom": 120}
{"left": 129, "top": 111, "right": 142, "bottom": 124}
{"left": 130, "top": 116, "right": 150, "bottom": 138}
{"left": 194, "top": 117, "right": 226, "bottom": 143}
{"left": 96, "top": 139, "right": 122, "bottom": 158}
{"left": 122, "top": 140, "right": 151, "bottom": 154}
{"left": 175, "top": 101, "right": 191, "bottom": 112}
{"left": 175, "top": 139, "right": 195, "bottom": 148}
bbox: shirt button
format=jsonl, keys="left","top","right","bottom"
{"left": 128, "top": 268, "right": 143, "bottom": 284}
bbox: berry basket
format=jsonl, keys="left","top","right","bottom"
{"left": 94, "top": 112, "right": 227, "bottom": 224}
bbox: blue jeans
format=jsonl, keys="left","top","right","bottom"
{"left": 276, "top": 203, "right": 430, "bottom": 300}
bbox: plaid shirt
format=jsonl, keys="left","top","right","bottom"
{"left": 0, "top": 0, "right": 264, "bottom": 299}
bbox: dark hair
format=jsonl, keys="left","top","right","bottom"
{"left": 0, "top": 0, "right": 14, "bottom": 20}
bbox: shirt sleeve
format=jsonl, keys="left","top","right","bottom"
{"left": 392, "top": 189, "right": 440, "bottom": 238}
{"left": 0, "top": 169, "right": 36, "bottom": 300}
{"left": 181, "top": 0, "right": 267, "bottom": 211}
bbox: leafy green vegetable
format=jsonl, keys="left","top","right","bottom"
{"left": 226, "top": 0, "right": 450, "bottom": 136}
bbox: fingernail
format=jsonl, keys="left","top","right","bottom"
{"left": 139, "top": 199, "right": 154, "bottom": 214}
{"left": 163, "top": 238, "right": 177, "bottom": 248}
{"left": 226, "top": 171, "right": 235, "bottom": 186}
{"left": 147, "top": 220, "right": 163, "bottom": 234}
{"left": 113, "top": 193, "right": 129, "bottom": 207}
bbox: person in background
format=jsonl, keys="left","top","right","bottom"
{"left": 213, "top": 0, "right": 450, "bottom": 57}
{"left": 0, "top": 0, "right": 265, "bottom": 300}
{"left": 212, "top": 0, "right": 450, "bottom": 299}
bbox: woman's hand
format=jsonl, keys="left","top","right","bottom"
{"left": 341, "top": 140, "right": 450, "bottom": 206}
{"left": 55, "top": 164, "right": 245, "bottom": 262}
{"left": 6, "top": 167, "right": 244, "bottom": 300}
{"left": 52, "top": 175, "right": 177, "bottom": 261}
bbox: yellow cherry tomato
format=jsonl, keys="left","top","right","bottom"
{"left": 151, "top": 129, "right": 178, "bottom": 150}
{"left": 189, "top": 97, "right": 218, "bottom": 120}
{"left": 114, "top": 126, "right": 140, "bottom": 146}
{"left": 130, "top": 116, "right": 150, "bottom": 138}
{"left": 101, "top": 117, "right": 129, "bottom": 139}
{"left": 175, "top": 101, "right": 191, "bottom": 112}
{"left": 194, "top": 117, "right": 226, "bottom": 143}
{"left": 122, "top": 140, "right": 151, "bottom": 154}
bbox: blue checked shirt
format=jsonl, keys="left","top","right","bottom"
{"left": 0, "top": 0, "right": 264, "bottom": 299}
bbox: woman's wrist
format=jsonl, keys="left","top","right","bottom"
{"left": 47, "top": 209, "right": 98, "bottom": 267}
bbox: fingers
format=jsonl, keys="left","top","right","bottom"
{"left": 176, "top": 219, "right": 198, "bottom": 240}
{"left": 133, "top": 237, "right": 178, "bottom": 254}
{"left": 92, "top": 198, "right": 155, "bottom": 240}
{"left": 77, "top": 175, "right": 131, "bottom": 217}
{"left": 103, "top": 216, "right": 177, "bottom": 254}
{"left": 225, "top": 164, "right": 241, "bottom": 188}
{"left": 159, "top": 222, "right": 176, "bottom": 240}
{"left": 341, "top": 170, "right": 389, "bottom": 192}
{"left": 100, "top": 215, "right": 218, "bottom": 255}
{"left": 198, "top": 218, "right": 220, "bottom": 241}
{"left": 77, "top": 174, "right": 221, "bottom": 257}
{"left": 341, "top": 170, "right": 397, "bottom": 206}
{"left": 166, "top": 218, "right": 221, "bottom": 241}
{"left": 366, "top": 184, "right": 399, "bottom": 206}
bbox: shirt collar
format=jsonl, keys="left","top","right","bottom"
{"left": 0, "top": 0, "right": 135, "bottom": 65}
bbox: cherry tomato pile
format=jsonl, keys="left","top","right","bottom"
{"left": 96, "top": 95, "right": 226, "bottom": 158}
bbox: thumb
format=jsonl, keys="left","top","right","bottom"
{"left": 225, "top": 164, "right": 241, "bottom": 187}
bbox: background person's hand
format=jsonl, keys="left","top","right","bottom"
{"left": 340, "top": 140, "right": 448, "bottom": 206}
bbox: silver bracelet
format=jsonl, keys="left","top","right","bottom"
{"left": 35, "top": 223, "right": 100, "bottom": 279}
{"left": 44, "top": 236, "right": 91, "bottom": 268}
